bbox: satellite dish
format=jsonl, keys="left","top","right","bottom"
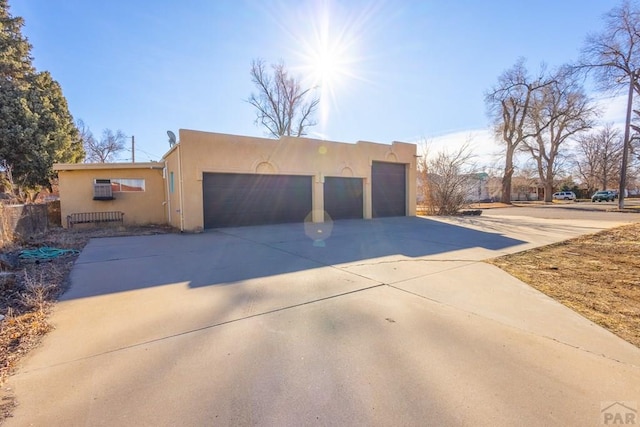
{"left": 167, "top": 130, "right": 177, "bottom": 147}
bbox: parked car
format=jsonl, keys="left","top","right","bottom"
{"left": 591, "top": 190, "right": 616, "bottom": 202}
{"left": 552, "top": 191, "right": 576, "bottom": 201}
{"left": 606, "top": 190, "right": 619, "bottom": 199}
{"left": 591, "top": 190, "right": 615, "bottom": 202}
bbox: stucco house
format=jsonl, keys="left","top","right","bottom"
{"left": 53, "top": 161, "right": 166, "bottom": 226}
{"left": 54, "top": 130, "right": 417, "bottom": 231}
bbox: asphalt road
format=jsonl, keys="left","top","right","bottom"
{"left": 485, "top": 200, "right": 640, "bottom": 221}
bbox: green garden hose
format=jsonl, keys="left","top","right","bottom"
{"left": 19, "top": 247, "right": 80, "bottom": 261}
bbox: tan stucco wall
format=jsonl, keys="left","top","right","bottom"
{"left": 163, "top": 147, "right": 183, "bottom": 230}
{"left": 164, "top": 130, "right": 417, "bottom": 231}
{"left": 54, "top": 163, "right": 166, "bottom": 227}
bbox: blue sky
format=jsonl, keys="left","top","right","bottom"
{"left": 10, "top": 0, "right": 623, "bottom": 163}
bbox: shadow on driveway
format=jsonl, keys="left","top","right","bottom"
{"left": 64, "top": 216, "right": 524, "bottom": 300}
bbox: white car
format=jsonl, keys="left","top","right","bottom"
{"left": 552, "top": 191, "right": 576, "bottom": 201}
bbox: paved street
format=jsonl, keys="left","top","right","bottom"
{"left": 492, "top": 199, "right": 640, "bottom": 220}
{"left": 4, "top": 209, "right": 640, "bottom": 426}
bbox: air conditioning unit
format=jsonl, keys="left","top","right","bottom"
{"left": 93, "top": 180, "right": 114, "bottom": 200}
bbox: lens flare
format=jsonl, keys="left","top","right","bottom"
{"left": 264, "top": 1, "right": 385, "bottom": 139}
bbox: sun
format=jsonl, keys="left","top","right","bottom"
{"left": 276, "top": 1, "right": 373, "bottom": 135}
{"left": 262, "top": 1, "right": 382, "bottom": 137}
{"left": 303, "top": 37, "right": 352, "bottom": 123}
{"left": 304, "top": 9, "right": 352, "bottom": 89}
{"left": 312, "top": 49, "right": 342, "bottom": 87}
{"left": 298, "top": 8, "right": 354, "bottom": 91}
{"left": 304, "top": 19, "right": 362, "bottom": 134}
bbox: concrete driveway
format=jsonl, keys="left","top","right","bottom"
{"left": 5, "top": 212, "right": 640, "bottom": 426}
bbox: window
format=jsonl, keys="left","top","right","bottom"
{"left": 93, "top": 178, "right": 145, "bottom": 200}
{"left": 169, "top": 172, "right": 174, "bottom": 193}
{"left": 112, "top": 179, "right": 145, "bottom": 192}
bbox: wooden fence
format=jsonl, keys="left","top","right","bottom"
{"left": 0, "top": 201, "right": 61, "bottom": 246}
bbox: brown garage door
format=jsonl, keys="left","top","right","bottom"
{"left": 203, "top": 173, "right": 312, "bottom": 228}
{"left": 371, "top": 162, "right": 406, "bottom": 217}
{"left": 324, "top": 177, "right": 363, "bottom": 220}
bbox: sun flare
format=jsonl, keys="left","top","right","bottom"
{"left": 299, "top": 9, "right": 354, "bottom": 95}
{"left": 273, "top": 1, "right": 377, "bottom": 136}
{"left": 262, "top": 0, "right": 384, "bottom": 138}
{"left": 312, "top": 50, "right": 341, "bottom": 86}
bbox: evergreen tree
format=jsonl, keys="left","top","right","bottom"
{"left": 0, "top": 0, "right": 33, "bottom": 82}
{"left": 0, "top": 0, "right": 83, "bottom": 192}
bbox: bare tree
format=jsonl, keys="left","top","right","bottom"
{"left": 580, "top": 1, "right": 640, "bottom": 94}
{"left": 83, "top": 127, "right": 126, "bottom": 163}
{"left": 76, "top": 119, "right": 93, "bottom": 151}
{"left": 419, "top": 141, "right": 478, "bottom": 215}
{"left": 0, "top": 159, "right": 39, "bottom": 202}
{"left": 485, "top": 59, "right": 554, "bottom": 203}
{"left": 248, "top": 59, "right": 319, "bottom": 138}
{"left": 523, "top": 68, "right": 597, "bottom": 201}
{"left": 574, "top": 123, "right": 623, "bottom": 193}
{"left": 580, "top": 1, "right": 640, "bottom": 204}
{"left": 0, "top": 159, "right": 16, "bottom": 197}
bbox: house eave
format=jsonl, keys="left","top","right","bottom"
{"left": 54, "top": 162, "right": 165, "bottom": 172}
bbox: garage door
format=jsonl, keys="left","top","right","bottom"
{"left": 203, "top": 173, "right": 312, "bottom": 228}
{"left": 371, "top": 162, "right": 406, "bottom": 217}
{"left": 324, "top": 177, "right": 363, "bottom": 220}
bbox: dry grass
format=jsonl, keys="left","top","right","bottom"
{"left": 0, "top": 223, "right": 175, "bottom": 420}
{"left": 0, "top": 254, "right": 75, "bottom": 421}
{"left": 488, "top": 222, "right": 640, "bottom": 348}
{"left": 0, "top": 265, "right": 66, "bottom": 377}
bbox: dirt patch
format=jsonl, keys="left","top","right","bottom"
{"left": 0, "top": 224, "right": 175, "bottom": 421}
{"left": 487, "top": 222, "right": 640, "bottom": 348}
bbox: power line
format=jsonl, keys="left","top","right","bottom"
{"left": 122, "top": 146, "right": 162, "bottom": 161}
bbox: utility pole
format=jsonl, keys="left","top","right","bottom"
{"left": 131, "top": 135, "right": 135, "bottom": 163}
{"left": 619, "top": 71, "right": 636, "bottom": 210}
